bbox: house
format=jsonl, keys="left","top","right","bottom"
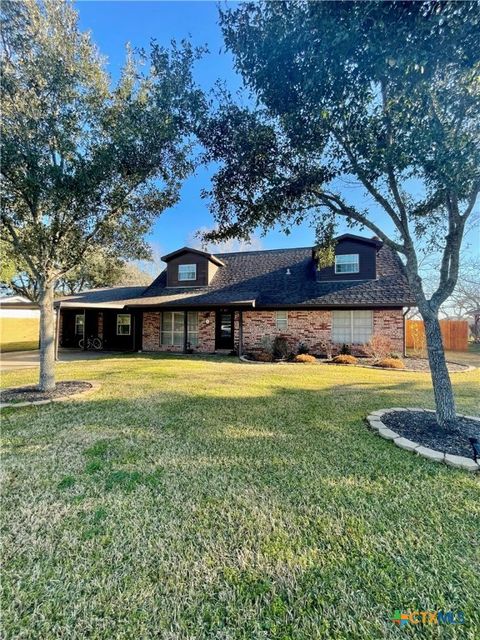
{"left": 56, "top": 234, "right": 415, "bottom": 356}
{"left": 0, "top": 295, "right": 40, "bottom": 352}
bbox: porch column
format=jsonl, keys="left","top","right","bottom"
{"left": 183, "top": 311, "right": 188, "bottom": 353}
{"left": 54, "top": 305, "right": 60, "bottom": 361}
{"left": 239, "top": 310, "right": 243, "bottom": 357}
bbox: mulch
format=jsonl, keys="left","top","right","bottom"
{"left": 401, "top": 358, "right": 469, "bottom": 373}
{"left": 382, "top": 410, "right": 480, "bottom": 458}
{"left": 0, "top": 381, "right": 92, "bottom": 404}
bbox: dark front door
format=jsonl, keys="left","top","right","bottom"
{"left": 216, "top": 310, "right": 234, "bottom": 350}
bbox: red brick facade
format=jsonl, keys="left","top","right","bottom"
{"left": 141, "top": 308, "right": 404, "bottom": 355}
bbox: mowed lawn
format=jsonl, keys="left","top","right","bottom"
{"left": 1, "top": 355, "right": 479, "bottom": 639}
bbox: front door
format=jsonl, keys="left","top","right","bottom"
{"left": 216, "top": 310, "right": 234, "bottom": 350}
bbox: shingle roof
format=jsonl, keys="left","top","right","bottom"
{"left": 57, "top": 244, "right": 415, "bottom": 309}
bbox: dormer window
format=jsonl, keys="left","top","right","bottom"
{"left": 178, "top": 264, "right": 197, "bottom": 281}
{"left": 335, "top": 254, "right": 359, "bottom": 274}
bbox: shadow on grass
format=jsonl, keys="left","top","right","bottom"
{"left": 4, "top": 377, "right": 478, "bottom": 499}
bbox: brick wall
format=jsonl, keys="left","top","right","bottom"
{"left": 373, "top": 308, "right": 404, "bottom": 354}
{"left": 241, "top": 308, "right": 404, "bottom": 356}
{"left": 143, "top": 312, "right": 161, "bottom": 351}
{"left": 241, "top": 310, "right": 332, "bottom": 354}
{"left": 142, "top": 311, "right": 215, "bottom": 353}
{"left": 142, "top": 308, "right": 404, "bottom": 355}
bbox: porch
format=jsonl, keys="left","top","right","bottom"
{"left": 59, "top": 308, "right": 143, "bottom": 352}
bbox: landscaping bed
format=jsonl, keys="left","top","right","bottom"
{"left": 400, "top": 357, "right": 469, "bottom": 373}
{"left": 0, "top": 380, "right": 92, "bottom": 404}
{"left": 242, "top": 354, "right": 470, "bottom": 372}
{"left": 381, "top": 410, "right": 480, "bottom": 458}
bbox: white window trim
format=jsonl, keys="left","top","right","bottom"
{"left": 335, "top": 254, "right": 360, "bottom": 274}
{"left": 332, "top": 310, "right": 373, "bottom": 344}
{"left": 178, "top": 264, "right": 197, "bottom": 281}
{"left": 275, "top": 311, "right": 288, "bottom": 330}
{"left": 187, "top": 311, "right": 199, "bottom": 347}
{"left": 75, "top": 313, "right": 85, "bottom": 336}
{"left": 116, "top": 313, "right": 131, "bottom": 336}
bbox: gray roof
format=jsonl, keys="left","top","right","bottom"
{"left": 57, "top": 243, "right": 415, "bottom": 309}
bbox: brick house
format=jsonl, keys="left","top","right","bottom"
{"left": 57, "top": 234, "right": 415, "bottom": 356}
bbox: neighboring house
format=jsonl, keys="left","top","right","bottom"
{"left": 0, "top": 295, "right": 40, "bottom": 352}
{"left": 56, "top": 234, "right": 415, "bottom": 356}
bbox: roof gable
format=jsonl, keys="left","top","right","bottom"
{"left": 160, "top": 246, "right": 225, "bottom": 267}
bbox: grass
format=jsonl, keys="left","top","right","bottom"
{"left": 0, "top": 317, "right": 39, "bottom": 352}
{"left": 1, "top": 354, "right": 479, "bottom": 639}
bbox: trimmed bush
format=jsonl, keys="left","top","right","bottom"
{"left": 364, "top": 335, "right": 394, "bottom": 360}
{"left": 340, "top": 343, "right": 352, "bottom": 355}
{"left": 332, "top": 354, "right": 358, "bottom": 365}
{"left": 294, "top": 354, "right": 317, "bottom": 363}
{"left": 273, "top": 335, "right": 290, "bottom": 359}
{"left": 297, "top": 342, "right": 310, "bottom": 355}
{"left": 375, "top": 357, "right": 406, "bottom": 369}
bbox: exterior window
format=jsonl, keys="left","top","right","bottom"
{"left": 335, "top": 254, "right": 359, "bottom": 274}
{"left": 116, "top": 314, "right": 131, "bottom": 336}
{"left": 178, "top": 264, "right": 197, "bottom": 281}
{"left": 161, "top": 311, "right": 200, "bottom": 346}
{"left": 75, "top": 314, "right": 84, "bottom": 336}
{"left": 276, "top": 311, "right": 288, "bottom": 330}
{"left": 332, "top": 310, "right": 372, "bottom": 344}
{"left": 187, "top": 312, "right": 199, "bottom": 346}
{"left": 161, "top": 311, "right": 183, "bottom": 346}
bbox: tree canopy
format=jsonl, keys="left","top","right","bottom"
{"left": 0, "top": 0, "right": 204, "bottom": 389}
{"left": 1, "top": 0, "right": 204, "bottom": 288}
{"left": 200, "top": 0, "right": 480, "bottom": 427}
{"left": 201, "top": 1, "right": 479, "bottom": 307}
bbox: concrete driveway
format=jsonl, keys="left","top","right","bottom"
{"left": 0, "top": 349, "right": 119, "bottom": 372}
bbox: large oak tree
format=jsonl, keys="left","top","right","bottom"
{"left": 1, "top": 0, "right": 204, "bottom": 389}
{"left": 200, "top": 0, "right": 480, "bottom": 428}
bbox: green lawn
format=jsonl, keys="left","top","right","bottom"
{"left": 1, "top": 355, "right": 479, "bottom": 639}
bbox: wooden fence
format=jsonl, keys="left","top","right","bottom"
{"left": 406, "top": 319, "right": 469, "bottom": 352}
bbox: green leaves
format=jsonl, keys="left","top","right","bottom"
{"left": 1, "top": 0, "right": 204, "bottom": 284}
{"left": 202, "top": 1, "right": 479, "bottom": 251}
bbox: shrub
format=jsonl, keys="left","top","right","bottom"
{"left": 332, "top": 354, "right": 357, "bottom": 365}
{"left": 272, "top": 335, "right": 290, "bottom": 360}
{"left": 318, "top": 339, "right": 333, "bottom": 359}
{"left": 340, "top": 343, "right": 351, "bottom": 355}
{"left": 297, "top": 342, "right": 310, "bottom": 355}
{"left": 375, "top": 357, "right": 406, "bottom": 369}
{"left": 364, "top": 335, "right": 394, "bottom": 360}
{"left": 259, "top": 335, "right": 274, "bottom": 355}
{"left": 389, "top": 352, "right": 402, "bottom": 360}
{"left": 294, "top": 354, "right": 317, "bottom": 363}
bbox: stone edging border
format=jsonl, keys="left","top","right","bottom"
{"left": 0, "top": 381, "right": 101, "bottom": 410}
{"left": 239, "top": 355, "right": 475, "bottom": 373}
{"left": 366, "top": 408, "right": 480, "bottom": 472}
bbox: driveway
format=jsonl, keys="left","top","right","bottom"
{"left": 0, "top": 349, "right": 120, "bottom": 372}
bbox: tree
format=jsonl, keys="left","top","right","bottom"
{"left": 420, "top": 256, "right": 480, "bottom": 320}
{"left": 200, "top": 0, "right": 480, "bottom": 428}
{"left": 1, "top": 0, "right": 204, "bottom": 390}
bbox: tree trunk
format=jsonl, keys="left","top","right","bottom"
{"left": 421, "top": 311, "right": 457, "bottom": 429}
{"left": 38, "top": 283, "right": 56, "bottom": 392}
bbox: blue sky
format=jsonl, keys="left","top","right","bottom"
{"left": 76, "top": 1, "right": 478, "bottom": 264}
